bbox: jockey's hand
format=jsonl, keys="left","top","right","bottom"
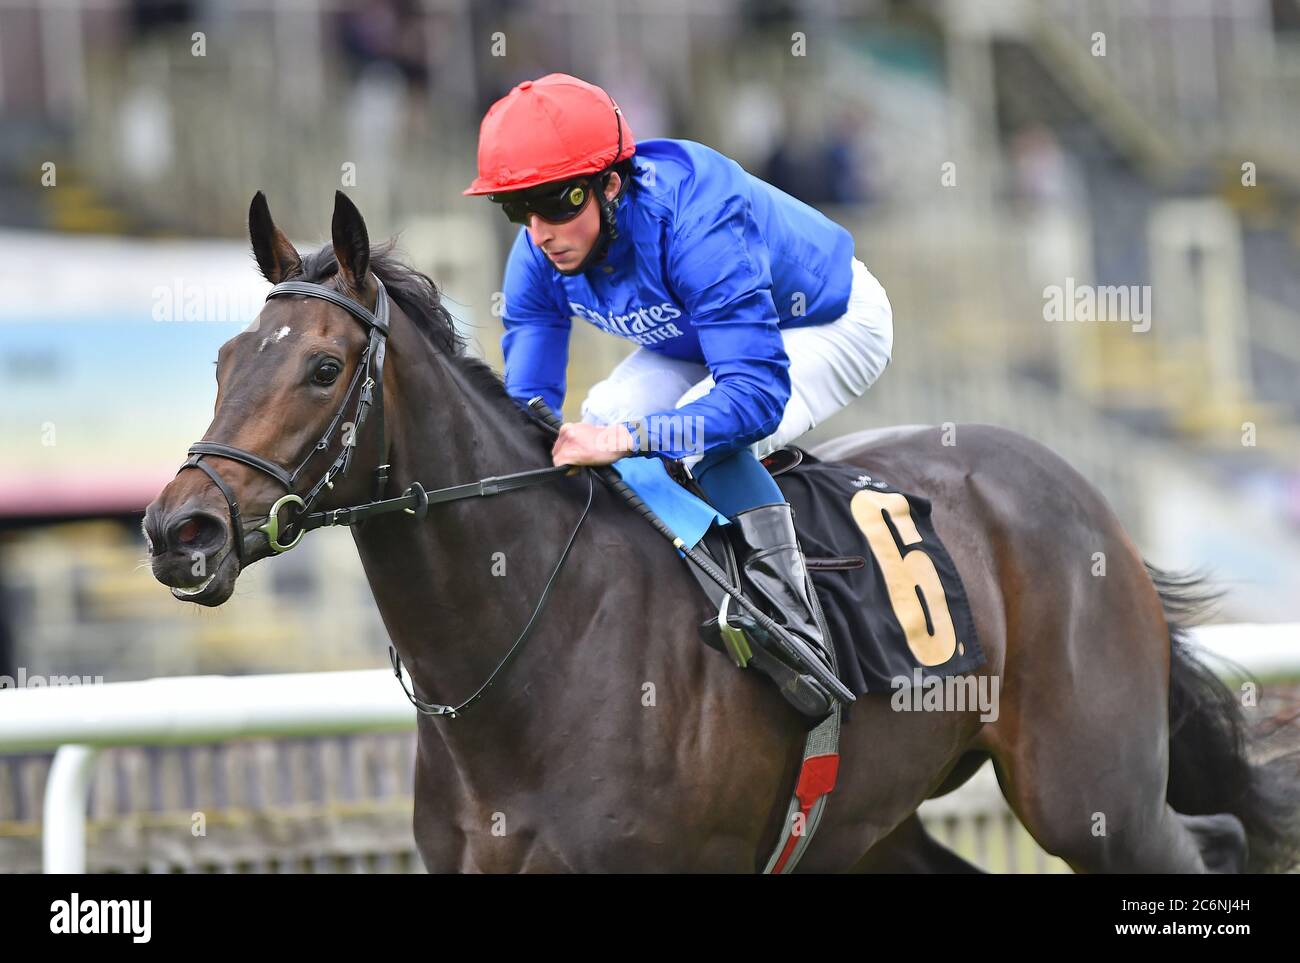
{"left": 551, "top": 421, "right": 635, "bottom": 467}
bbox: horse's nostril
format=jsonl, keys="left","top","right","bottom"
{"left": 166, "top": 512, "right": 225, "bottom": 552}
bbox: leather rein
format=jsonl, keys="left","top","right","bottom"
{"left": 175, "top": 274, "right": 593, "bottom": 719}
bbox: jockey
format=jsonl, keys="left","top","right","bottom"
{"left": 465, "top": 73, "right": 893, "bottom": 715}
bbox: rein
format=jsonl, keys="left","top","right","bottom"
{"left": 176, "top": 274, "right": 594, "bottom": 720}
{"left": 388, "top": 468, "right": 594, "bottom": 719}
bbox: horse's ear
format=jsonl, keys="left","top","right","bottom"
{"left": 248, "top": 192, "right": 302, "bottom": 284}
{"left": 331, "top": 190, "right": 370, "bottom": 296}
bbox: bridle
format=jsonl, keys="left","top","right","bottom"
{"left": 174, "top": 272, "right": 590, "bottom": 718}
{"left": 178, "top": 277, "right": 393, "bottom": 566}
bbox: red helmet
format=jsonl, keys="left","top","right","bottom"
{"left": 463, "top": 73, "right": 636, "bottom": 196}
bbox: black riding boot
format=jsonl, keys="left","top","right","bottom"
{"left": 700, "top": 502, "right": 838, "bottom": 724}
{"left": 732, "top": 502, "right": 838, "bottom": 673}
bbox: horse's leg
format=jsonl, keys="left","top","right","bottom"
{"left": 983, "top": 538, "right": 1229, "bottom": 873}
{"left": 810, "top": 425, "right": 1268, "bottom": 873}
{"left": 990, "top": 756, "right": 1229, "bottom": 874}
{"left": 849, "top": 812, "right": 985, "bottom": 873}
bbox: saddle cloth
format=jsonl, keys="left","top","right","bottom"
{"left": 614, "top": 446, "right": 984, "bottom": 697}
{"left": 774, "top": 450, "right": 984, "bottom": 697}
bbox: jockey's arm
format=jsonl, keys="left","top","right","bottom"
{"left": 623, "top": 198, "right": 791, "bottom": 462}
{"left": 500, "top": 229, "right": 572, "bottom": 416}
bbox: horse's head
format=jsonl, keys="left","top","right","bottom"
{"left": 144, "top": 191, "right": 390, "bottom": 606}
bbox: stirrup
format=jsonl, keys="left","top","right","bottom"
{"left": 699, "top": 602, "right": 834, "bottom": 723}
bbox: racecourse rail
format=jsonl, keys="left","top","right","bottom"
{"left": 1, "top": 624, "right": 1295, "bottom": 873}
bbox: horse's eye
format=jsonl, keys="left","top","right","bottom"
{"left": 313, "top": 360, "right": 342, "bottom": 385}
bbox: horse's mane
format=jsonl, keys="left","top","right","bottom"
{"left": 295, "top": 242, "right": 542, "bottom": 434}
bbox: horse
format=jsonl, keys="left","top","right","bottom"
{"left": 144, "top": 191, "right": 1300, "bottom": 872}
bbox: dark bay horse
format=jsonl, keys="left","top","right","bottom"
{"left": 144, "top": 192, "right": 1300, "bottom": 872}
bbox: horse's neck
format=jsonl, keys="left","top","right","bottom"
{"left": 351, "top": 324, "right": 615, "bottom": 710}
{"left": 347, "top": 323, "right": 736, "bottom": 834}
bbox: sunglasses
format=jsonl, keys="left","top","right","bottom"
{"left": 490, "top": 177, "right": 598, "bottom": 226}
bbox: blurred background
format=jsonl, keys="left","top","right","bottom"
{"left": 0, "top": 0, "right": 1298, "bottom": 872}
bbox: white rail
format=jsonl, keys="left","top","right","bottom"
{"left": 1, "top": 626, "right": 1295, "bottom": 873}
{"left": 0, "top": 670, "right": 414, "bottom": 753}
{"left": 1, "top": 670, "right": 415, "bottom": 873}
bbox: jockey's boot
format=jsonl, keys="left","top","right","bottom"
{"left": 699, "top": 502, "right": 838, "bottom": 726}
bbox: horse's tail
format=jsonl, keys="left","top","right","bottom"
{"left": 1149, "top": 563, "right": 1300, "bottom": 873}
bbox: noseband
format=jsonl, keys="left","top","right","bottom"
{"left": 177, "top": 277, "right": 392, "bottom": 567}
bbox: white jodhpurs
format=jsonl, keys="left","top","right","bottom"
{"left": 580, "top": 256, "right": 894, "bottom": 467}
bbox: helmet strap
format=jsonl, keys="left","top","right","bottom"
{"left": 557, "top": 166, "right": 631, "bottom": 277}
